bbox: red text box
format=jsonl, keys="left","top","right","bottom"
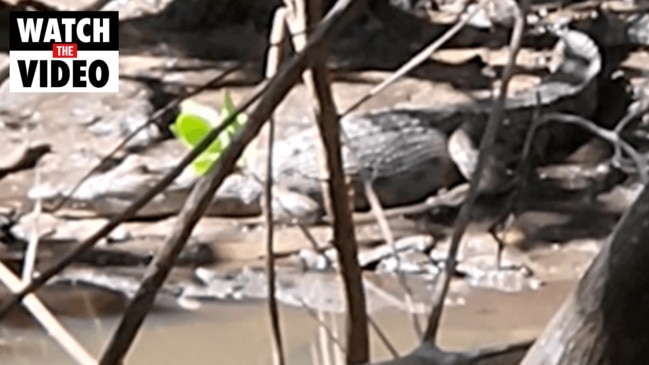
{"left": 52, "top": 43, "right": 78, "bottom": 58}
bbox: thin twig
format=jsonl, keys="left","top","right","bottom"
{"left": 512, "top": 92, "right": 544, "bottom": 216}
{"left": 285, "top": 0, "right": 333, "bottom": 220}
{"left": 95, "top": 1, "right": 367, "bottom": 363}
{"left": 301, "top": 303, "right": 346, "bottom": 352}
{"left": 22, "top": 153, "right": 42, "bottom": 282}
{"left": 368, "top": 316, "right": 400, "bottom": 358}
{"left": 274, "top": 0, "right": 339, "bottom": 271}
{"left": 363, "top": 180, "right": 423, "bottom": 337}
{"left": 611, "top": 88, "right": 649, "bottom": 177}
{"left": 0, "top": 262, "right": 97, "bottom": 365}
{"left": 423, "top": 0, "right": 528, "bottom": 343}
{"left": 0, "top": 130, "right": 93, "bottom": 365}
{"left": 362, "top": 277, "right": 425, "bottom": 314}
{"left": 488, "top": 92, "right": 544, "bottom": 267}
{"left": 537, "top": 112, "right": 649, "bottom": 182}
{"left": 340, "top": 3, "right": 484, "bottom": 117}
{"left": 613, "top": 105, "right": 649, "bottom": 166}
{"left": 265, "top": 126, "right": 285, "bottom": 365}
{"left": 265, "top": 7, "right": 288, "bottom": 365}
{"left": 302, "top": 298, "right": 400, "bottom": 362}
{"left": 303, "top": 275, "right": 402, "bottom": 358}
{"left": 339, "top": 183, "right": 469, "bottom": 225}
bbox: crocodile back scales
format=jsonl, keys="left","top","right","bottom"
{"left": 272, "top": 112, "right": 460, "bottom": 208}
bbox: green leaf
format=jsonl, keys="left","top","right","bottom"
{"left": 219, "top": 91, "right": 249, "bottom": 166}
{"left": 222, "top": 91, "right": 236, "bottom": 116}
{"left": 221, "top": 91, "right": 248, "bottom": 131}
{"left": 174, "top": 113, "right": 212, "bottom": 148}
{"left": 175, "top": 102, "right": 224, "bottom": 154}
{"left": 172, "top": 95, "right": 249, "bottom": 177}
{"left": 191, "top": 154, "right": 221, "bottom": 176}
{"left": 182, "top": 99, "right": 221, "bottom": 124}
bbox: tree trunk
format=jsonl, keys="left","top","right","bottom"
{"left": 522, "top": 183, "right": 649, "bottom": 365}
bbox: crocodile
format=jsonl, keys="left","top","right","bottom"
{"left": 62, "top": 27, "right": 602, "bottom": 222}
{"left": 263, "top": 26, "right": 602, "bottom": 218}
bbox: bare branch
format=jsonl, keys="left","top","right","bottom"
{"left": 536, "top": 112, "right": 648, "bottom": 183}
{"left": 0, "top": 262, "right": 97, "bottom": 365}
{"left": 368, "top": 316, "right": 400, "bottom": 359}
{"left": 265, "top": 7, "right": 289, "bottom": 365}
{"left": 423, "top": 0, "right": 528, "bottom": 343}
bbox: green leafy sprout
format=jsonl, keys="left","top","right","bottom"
{"left": 170, "top": 92, "right": 248, "bottom": 176}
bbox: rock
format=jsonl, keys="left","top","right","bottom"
{"left": 10, "top": 212, "right": 127, "bottom": 244}
{"left": 465, "top": 265, "right": 543, "bottom": 292}
{"left": 358, "top": 234, "right": 435, "bottom": 268}
{"left": 297, "top": 248, "right": 336, "bottom": 271}
{"left": 377, "top": 250, "right": 438, "bottom": 274}
{"left": 266, "top": 186, "right": 321, "bottom": 225}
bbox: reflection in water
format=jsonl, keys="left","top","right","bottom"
{"left": 0, "top": 279, "right": 573, "bottom": 364}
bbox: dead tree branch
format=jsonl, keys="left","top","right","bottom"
{"left": 521, "top": 179, "right": 649, "bottom": 364}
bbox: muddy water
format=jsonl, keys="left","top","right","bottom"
{"left": 0, "top": 279, "right": 573, "bottom": 364}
